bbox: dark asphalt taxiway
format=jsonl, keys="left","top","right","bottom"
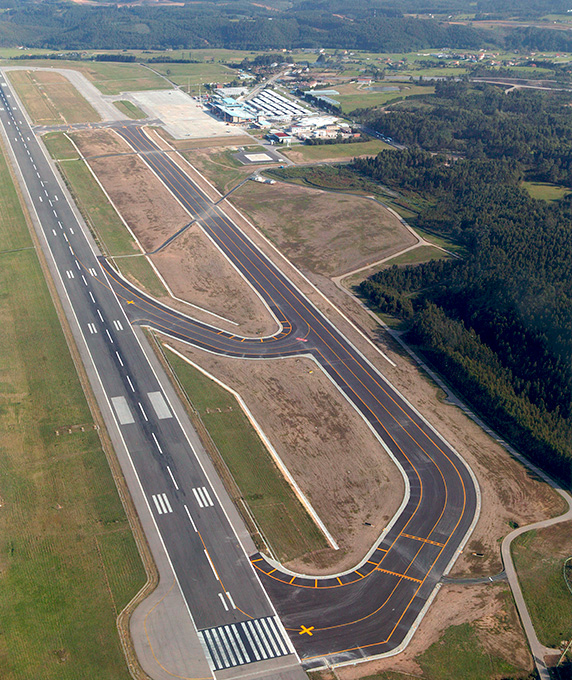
{"left": 0, "top": 70, "right": 479, "bottom": 671}
{"left": 105, "top": 126, "right": 479, "bottom": 667}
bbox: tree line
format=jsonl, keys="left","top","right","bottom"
{"left": 351, "top": 95, "right": 572, "bottom": 484}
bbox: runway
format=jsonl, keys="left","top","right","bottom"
{"left": 0, "top": 69, "right": 479, "bottom": 673}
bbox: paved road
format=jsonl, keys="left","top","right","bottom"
{"left": 100, "top": 125, "right": 480, "bottom": 668}
{"left": 0, "top": 76, "right": 303, "bottom": 679}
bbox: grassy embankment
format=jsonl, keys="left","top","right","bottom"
{"left": 42, "top": 132, "right": 168, "bottom": 297}
{"left": 0, "top": 139, "right": 146, "bottom": 679}
{"left": 162, "top": 348, "right": 328, "bottom": 562}
{"left": 512, "top": 521, "right": 572, "bottom": 658}
{"left": 280, "top": 138, "right": 392, "bottom": 162}
{"left": 7, "top": 69, "right": 100, "bottom": 125}
{"left": 113, "top": 100, "right": 146, "bottom": 120}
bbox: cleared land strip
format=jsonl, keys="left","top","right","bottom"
{"left": 0, "top": 134, "right": 147, "bottom": 680}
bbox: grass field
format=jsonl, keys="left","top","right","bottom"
{"left": 281, "top": 138, "right": 392, "bottom": 162}
{"left": 334, "top": 82, "right": 435, "bottom": 112}
{"left": 164, "top": 349, "right": 328, "bottom": 562}
{"left": 417, "top": 623, "right": 526, "bottom": 680}
{"left": 7, "top": 70, "right": 100, "bottom": 125}
{"left": 512, "top": 521, "right": 572, "bottom": 652}
{"left": 522, "top": 181, "right": 571, "bottom": 202}
{"left": 113, "top": 100, "right": 146, "bottom": 120}
{"left": 384, "top": 244, "right": 451, "bottom": 266}
{"left": 43, "top": 132, "right": 168, "bottom": 295}
{"left": 0, "top": 141, "right": 146, "bottom": 679}
{"left": 2, "top": 60, "right": 169, "bottom": 95}
{"left": 148, "top": 62, "right": 234, "bottom": 92}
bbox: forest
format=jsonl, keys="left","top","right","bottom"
{"left": 353, "top": 85, "right": 572, "bottom": 484}
{"left": 0, "top": 0, "right": 569, "bottom": 52}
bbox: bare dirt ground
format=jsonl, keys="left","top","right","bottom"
{"left": 325, "top": 583, "right": 532, "bottom": 679}
{"left": 164, "top": 340, "right": 405, "bottom": 575}
{"left": 72, "top": 128, "right": 133, "bottom": 158}
{"left": 230, "top": 181, "right": 417, "bottom": 276}
{"left": 151, "top": 225, "right": 278, "bottom": 336}
{"left": 154, "top": 127, "right": 252, "bottom": 151}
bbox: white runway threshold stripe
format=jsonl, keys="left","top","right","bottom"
{"left": 198, "top": 616, "right": 291, "bottom": 671}
{"left": 151, "top": 493, "right": 173, "bottom": 515}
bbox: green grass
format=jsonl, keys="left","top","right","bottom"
{"left": 522, "top": 181, "right": 571, "bottom": 202}
{"left": 113, "top": 100, "right": 146, "bottom": 120}
{"left": 334, "top": 83, "right": 434, "bottom": 112}
{"left": 512, "top": 523, "right": 572, "bottom": 649}
{"left": 0, "top": 141, "right": 146, "bottom": 679}
{"left": 417, "top": 623, "right": 524, "bottom": 680}
{"left": 164, "top": 349, "right": 328, "bottom": 562}
{"left": 148, "top": 61, "right": 234, "bottom": 92}
{"left": 42, "top": 132, "right": 79, "bottom": 161}
{"left": 385, "top": 245, "right": 451, "bottom": 266}
{"left": 112, "top": 255, "right": 167, "bottom": 298}
{"left": 281, "top": 139, "right": 392, "bottom": 162}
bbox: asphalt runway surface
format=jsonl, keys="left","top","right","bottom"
{"left": 0, "top": 77, "right": 297, "bottom": 675}
{"left": 0, "top": 71, "right": 479, "bottom": 671}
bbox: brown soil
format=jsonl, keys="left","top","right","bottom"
{"left": 151, "top": 224, "right": 277, "bottom": 336}
{"left": 71, "top": 128, "right": 133, "bottom": 158}
{"left": 87, "top": 152, "right": 189, "bottom": 252}
{"left": 164, "top": 340, "right": 405, "bottom": 575}
{"left": 333, "top": 583, "right": 532, "bottom": 678}
{"left": 154, "top": 126, "right": 251, "bottom": 150}
{"left": 230, "top": 181, "right": 416, "bottom": 277}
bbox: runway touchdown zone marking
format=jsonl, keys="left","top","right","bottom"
{"left": 192, "top": 486, "right": 214, "bottom": 508}
{"left": 151, "top": 493, "right": 173, "bottom": 515}
{"left": 199, "top": 616, "right": 290, "bottom": 671}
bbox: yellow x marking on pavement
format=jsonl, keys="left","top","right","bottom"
{"left": 299, "top": 625, "right": 315, "bottom": 636}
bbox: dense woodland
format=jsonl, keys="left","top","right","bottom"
{"left": 0, "top": 0, "right": 570, "bottom": 51}
{"left": 356, "top": 82, "right": 572, "bottom": 186}
{"left": 354, "top": 85, "right": 572, "bottom": 484}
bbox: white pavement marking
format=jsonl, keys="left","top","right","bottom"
{"left": 115, "top": 351, "right": 124, "bottom": 367}
{"left": 184, "top": 504, "right": 198, "bottom": 531}
{"left": 110, "top": 396, "right": 135, "bottom": 425}
{"left": 192, "top": 487, "right": 204, "bottom": 508}
{"left": 151, "top": 432, "right": 163, "bottom": 455}
{"left": 65, "top": 270, "right": 74, "bottom": 279}
{"left": 63, "top": 232, "right": 68, "bottom": 242}
{"left": 218, "top": 593, "right": 229, "bottom": 611}
{"left": 113, "top": 319, "right": 123, "bottom": 331}
{"left": 152, "top": 494, "right": 164, "bottom": 515}
{"left": 75, "top": 259, "right": 80, "bottom": 269}
{"left": 105, "top": 328, "right": 114, "bottom": 343}
{"left": 226, "top": 591, "right": 236, "bottom": 610}
{"left": 89, "top": 291, "right": 95, "bottom": 303}
{"left": 52, "top": 229, "right": 57, "bottom": 236}
{"left": 166, "top": 465, "right": 178, "bottom": 489}
{"left": 161, "top": 493, "right": 172, "bottom": 512}
{"left": 82, "top": 275, "right": 88, "bottom": 286}
{"left": 96, "top": 309, "right": 104, "bottom": 322}
{"left": 147, "top": 390, "right": 172, "bottom": 420}
{"left": 126, "top": 375, "right": 135, "bottom": 392}
{"left": 198, "top": 486, "right": 214, "bottom": 507}
{"left": 138, "top": 402, "right": 148, "bottom": 421}
{"left": 204, "top": 549, "right": 219, "bottom": 581}
{"left": 87, "top": 322, "right": 97, "bottom": 334}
